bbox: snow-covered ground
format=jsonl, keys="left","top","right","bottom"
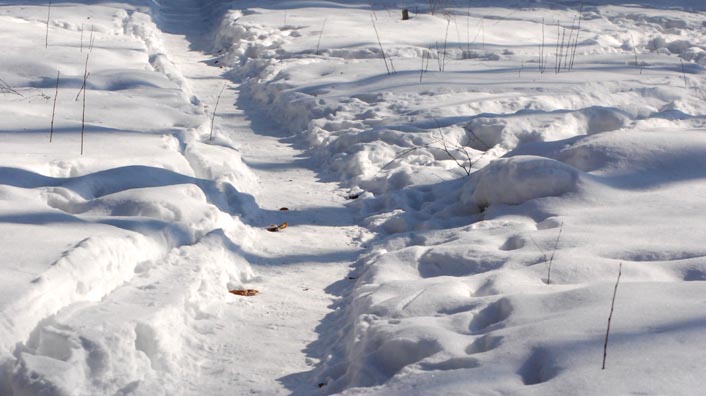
{"left": 1, "top": 0, "right": 706, "bottom": 395}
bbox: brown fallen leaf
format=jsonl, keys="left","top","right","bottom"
{"left": 266, "top": 222, "right": 288, "bottom": 232}
{"left": 229, "top": 289, "right": 259, "bottom": 296}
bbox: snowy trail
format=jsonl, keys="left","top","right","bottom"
{"left": 151, "top": 1, "right": 366, "bottom": 394}
{"left": 0, "top": 1, "right": 366, "bottom": 394}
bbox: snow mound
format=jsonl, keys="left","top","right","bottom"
{"left": 463, "top": 156, "right": 581, "bottom": 209}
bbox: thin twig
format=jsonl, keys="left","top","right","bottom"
{"left": 81, "top": 72, "right": 87, "bottom": 155}
{"left": 420, "top": 49, "right": 426, "bottom": 83}
{"left": 465, "top": 125, "right": 492, "bottom": 151}
{"left": 539, "top": 17, "right": 545, "bottom": 73}
{"left": 50, "top": 70, "right": 60, "bottom": 142}
{"left": 602, "top": 262, "right": 623, "bottom": 370}
{"left": 433, "top": 118, "right": 472, "bottom": 175}
{"left": 555, "top": 20, "right": 561, "bottom": 74}
{"left": 528, "top": 234, "right": 549, "bottom": 270}
{"left": 466, "top": 0, "right": 472, "bottom": 55}
{"left": 0, "top": 78, "right": 23, "bottom": 97}
{"left": 441, "top": 18, "right": 451, "bottom": 72}
{"left": 680, "top": 59, "right": 688, "bottom": 89}
{"left": 569, "top": 9, "right": 583, "bottom": 71}
{"left": 371, "top": 15, "right": 391, "bottom": 74}
{"left": 380, "top": 145, "right": 430, "bottom": 171}
{"left": 209, "top": 82, "right": 227, "bottom": 141}
{"left": 315, "top": 18, "right": 327, "bottom": 55}
{"left": 76, "top": 30, "right": 94, "bottom": 101}
{"left": 45, "top": 0, "right": 52, "bottom": 48}
{"left": 546, "top": 222, "right": 563, "bottom": 284}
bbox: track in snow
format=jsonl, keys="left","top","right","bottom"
{"left": 152, "top": 1, "right": 367, "bottom": 394}
{"left": 0, "top": 1, "right": 366, "bottom": 395}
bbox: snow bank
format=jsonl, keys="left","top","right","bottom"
{"left": 0, "top": 2, "right": 257, "bottom": 394}
{"left": 10, "top": 230, "right": 253, "bottom": 396}
{"left": 205, "top": 2, "right": 706, "bottom": 395}
{"left": 462, "top": 156, "right": 581, "bottom": 210}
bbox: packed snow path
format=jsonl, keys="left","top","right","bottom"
{"left": 152, "top": 1, "right": 366, "bottom": 394}
{"left": 0, "top": 1, "right": 365, "bottom": 395}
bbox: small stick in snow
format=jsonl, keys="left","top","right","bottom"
{"left": 539, "top": 17, "right": 545, "bottom": 73}
{"left": 569, "top": 11, "right": 583, "bottom": 71}
{"left": 441, "top": 18, "right": 451, "bottom": 72}
{"left": 76, "top": 31, "right": 95, "bottom": 101}
{"left": 466, "top": 0, "right": 472, "bottom": 55}
{"left": 0, "top": 78, "right": 23, "bottom": 97}
{"left": 315, "top": 18, "right": 327, "bottom": 55}
{"left": 518, "top": 61, "right": 524, "bottom": 78}
{"left": 680, "top": 59, "right": 688, "bottom": 89}
{"left": 78, "top": 47, "right": 91, "bottom": 155}
{"left": 555, "top": 20, "right": 561, "bottom": 74}
{"left": 420, "top": 49, "right": 426, "bottom": 83}
{"left": 80, "top": 72, "right": 87, "bottom": 155}
{"left": 49, "top": 70, "right": 60, "bottom": 142}
{"left": 45, "top": 0, "right": 52, "bottom": 48}
{"left": 465, "top": 126, "right": 492, "bottom": 151}
{"left": 432, "top": 118, "right": 473, "bottom": 175}
{"left": 528, "top": 234, "right": 548, "bottom": 269}
{"left": 209, "top": 82, "right": 227, "bottom": 141}
{"left": 371, "top": 15, "right": 392, "bottom": 75}
{"left": 602, "top": 262, "right": 622, "bottom": 370}
{"left": 546, "top": 222, "right": 563, "bottom": 284}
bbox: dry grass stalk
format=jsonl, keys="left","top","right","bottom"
{"left": 315, "top": 18, "right": 327, "bottom": 55}
{"left": 602, "top": 262, "right": 623, "bottom": 370}
{"left": 209, "top": 82, "right": 227, "bottom": 141}
{"left": 49, "top": 70, "right": 59, "bottom": 142}
{"left": 545, "top": 222, "right": 563, "bottom": 284}
{"left": 45, "top": 0, "right": 52, "bottom": 48}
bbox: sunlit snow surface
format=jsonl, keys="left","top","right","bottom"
{"left": 1, "top": 0, "right": 706, "bottom": 395}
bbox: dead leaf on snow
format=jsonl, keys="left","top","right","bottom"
{"left": 266, "top": 222, "right": 288, "bottom": 232}
{"left": 229, "top": 289, "right": 259, "bottom": 296}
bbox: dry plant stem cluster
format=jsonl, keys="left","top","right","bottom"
{"left": 45, "top": 24, "right": 95, "bottom": 152}
{"left": 554, "top": 11, "right": 582, "bottom": 74}
{"left": 539, "top": 17, "right": 547, "bottom": 73}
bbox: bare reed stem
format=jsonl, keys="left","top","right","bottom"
{"left": 50, "top": 70, "right": 59, "bottom": 142}
{"left": 209, "top": 82, "right": 227, "bottom": 141}
{"left": 602, "top": 263, "right": 622, "bottom": 370}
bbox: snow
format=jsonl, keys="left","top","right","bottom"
{"left": 1, "top": 0, "right": 706, "bottom": 395}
